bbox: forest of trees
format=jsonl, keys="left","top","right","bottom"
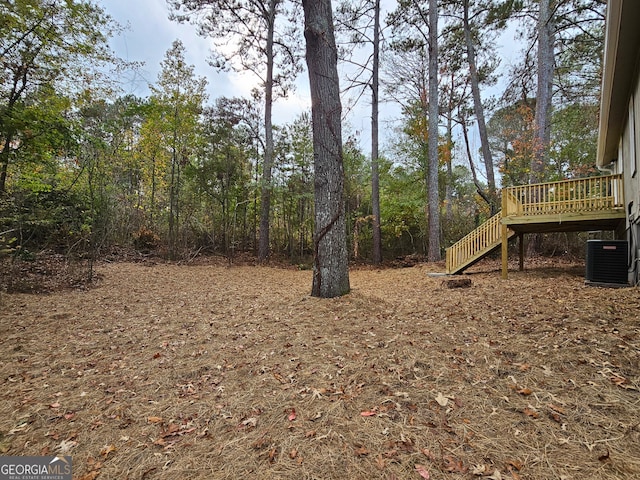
{"left": 1, "top": 0, "right": 606, "bottom": 273}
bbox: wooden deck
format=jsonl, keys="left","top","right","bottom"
{"left": 446, "top": 174, "right": 626, "bottom": 276}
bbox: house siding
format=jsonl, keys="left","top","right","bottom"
{"left": 598, "top": 0, "right": 640, "bottom": 285}
{"left": 632, "top": 70, "right": 640, "bottom": 285}
{"left": 618, "top": 63, "right": 640, "bottom": 284}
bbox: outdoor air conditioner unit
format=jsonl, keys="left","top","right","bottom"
{"left": 586, "top": 240, "right": 629, "bottom": 285}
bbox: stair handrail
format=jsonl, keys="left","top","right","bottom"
{"left": 445, "top": 174, "right": 624, "bottom": 274}
{"left": 446, "top": 212, "right": 503, "bottom": 274}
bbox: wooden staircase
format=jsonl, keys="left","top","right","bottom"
{"left": 445, "top": 174, "right": 626, "bottom": 276}
{"left": 445, "top": 212, "right": 515, "bottom": 274}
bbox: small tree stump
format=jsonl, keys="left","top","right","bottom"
{"left": 442, "top": 278, "right": 472, "bottom": 289}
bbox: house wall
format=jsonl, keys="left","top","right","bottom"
{"left": 616, "top": 62, "right": 640, "bottom": 285}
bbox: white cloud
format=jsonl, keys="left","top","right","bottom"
{"left": 102, "top": 0, "right": 312, "bottom": 125}
{"left": 102, "top": 0, "right": 228, "bottom": 97}
{"left": 100, "top": 0, "right": 526, "bottom": 160}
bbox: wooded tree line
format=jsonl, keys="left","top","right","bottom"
{"left": 1, "top": 0, "right": 605, "bottom": 269}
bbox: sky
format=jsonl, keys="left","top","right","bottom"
{"left": 100, "top": 0, "right": 519, "bottom": 158}
{"left": 99, "top": 0, "right": 407, "bottom": 150}
{"left": 100, "top": 0, "right": 311, "bottom": 125}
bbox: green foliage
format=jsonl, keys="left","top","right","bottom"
{"left": 500, "top": 0, "right": 605, "bottom": 184}
{"left": 379, "top": 159, "right": 425, "bottom": 256}
{"left": 73, "top": 95, "right": 150, "bottom": 254}
{"left": 272, "top": 112, "right": 314, "bottom": 262}
{"left": 0, "top": 0, "right": 120, "bottom": 193}
{"left": 441, "top": 165, "right": 481, "bottom": 248}
{"left": 0, "top": 0, "right": 608, "bottom": 265}
{"left": 553, "top": 2, "right": 606, "bottom": 105}
{"left": 550, "top": 103, "right": 599, "bottom": 178}
{"left": 168, "top": 0, "right": 303, "bottom": 97}
{"left": 489, "top": 99, "right": 600, "bottom": 185}
{"left": 488, "top": 99, "right": 537, "bottom": 186}
{"left": 146, "top": 40, "right": 208, "bottom": 258}
{"left": 343, "top": 136, "right": 372, "bottom": 259}
{"left": 0, "top": 188, "right": 91, "bottom": 254}
{"left": 185, "top": 98, "right": 254, "bottom": 255}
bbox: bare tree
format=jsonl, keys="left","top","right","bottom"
{"left": 461, "top": 0, "right": 497, "bottom": 205}
{"left": 335, "top": 0, "right": 384, "bottom": 264}
{"left": 387, "top": 0, "right": 442, "bottom": 262}
{"left": 427, "top": 0, "right": 440, "bottom": 262}
{"left": 531, "top": 0, "right": 554, "bottom": 183}
{"left": 168, "top": 0, "right": 302, "bottom": 260}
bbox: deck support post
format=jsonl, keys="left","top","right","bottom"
{"left": 501, "top": 193, "right": 508, "bottom": 279}
{"left": 501, "top": 223, "right": 508, "bottom": 279}
{"left": 446, "top": 175, "right": 625, "bottom": 277}
{"left": 518, "top": 233, "right": 524, "bottom": 271}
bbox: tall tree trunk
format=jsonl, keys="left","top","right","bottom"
{"left": 445, "top": 118, "right": 453, "bottom": 221}
{"left": 531, "top": 0, "right": 554, "bottom": 184}
{"left": 303, "top": 0, "right": 350, "bottom": 298}
{"left": 258, "top": 0, "right": 278, "bottom": 261}
{"left": 0, "top": 71, "right": 26, "bottom": 195}
{"left": 462, "top": 0, "right": 497, "bottom": 207}
{"left": 427, "top": 0, "right": 441, "bottom": 262}
{"left": 0, "top": 139, "right": 11, "bottom": 195}
{"left": 461, "top": 114, "right": 494, "bottom": 210}
{"left": 371, "top": 0, "right": 382, "bottom": 264}
{"left": 150, "top": 153, "right": 156, "bottom": 224}
{"left": 444, "top": 72, "right": 455, "bottom": 222}
{"left": 176, "top": 161, "right": 181, "bottom": 253}
{"left": 169, "top": 128, "right": 177, "bottom": 259}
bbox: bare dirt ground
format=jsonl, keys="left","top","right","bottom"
{"left": 1, "top": 257, "right": 639, "bottom": 480}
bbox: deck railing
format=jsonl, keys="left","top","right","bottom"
{"left": 446, "top": 174, "right": 625, "bottom": 274}
{"left": 446, "top": 212, "right": 504, "bottom": 274}
{"left": 502, "top": 174, "right": 624, "bottom": 216}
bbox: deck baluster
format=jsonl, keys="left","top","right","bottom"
{"left": 445, "top": 174, "right": 625, "bottom": 274}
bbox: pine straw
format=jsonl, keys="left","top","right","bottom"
{"left": 1, "top": 258, "right": 639, "bottom": 480}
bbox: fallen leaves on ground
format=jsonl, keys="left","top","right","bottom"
{"left": 99, "top": 444, "right": 116, "bottom": 457}
{"left": 1, "top": 258, "right": 639, "bottom": 479}
{"left": 415, "top": 463, "right": 430, "bottom": 478}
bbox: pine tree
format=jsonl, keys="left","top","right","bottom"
{"left": 302, "top": 0, "right": 350, "bottom": 298}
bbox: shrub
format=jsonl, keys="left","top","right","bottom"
{"left": 133, "top": 227, "right": 160, "bottom": 252}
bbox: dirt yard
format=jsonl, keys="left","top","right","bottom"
{"left": 1, "top": 258, "right": 639, "bottom": 479}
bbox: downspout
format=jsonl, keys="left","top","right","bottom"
{"left": 597, "top": 160, "right": 637, "bottom": 285}
{"left": 629, "top": 214, "right": 640, "bottom": 286}
{"left": 596, "top": 162, "right": 614, "bottom": 174}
